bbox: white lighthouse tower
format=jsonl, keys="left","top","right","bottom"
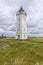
{"left": 16, "top": 7, "right": 27, "bottom": 39}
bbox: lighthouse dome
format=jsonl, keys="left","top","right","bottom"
{"left": 16, "top": 7, "right": 27, "bottom": 16}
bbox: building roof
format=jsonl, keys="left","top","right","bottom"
{"left": 16, "top": 6, "right": 27, "bottom": 16}
{"left": 19, "top": 6, "right": 24, "bottom": 12}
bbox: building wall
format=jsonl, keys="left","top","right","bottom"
{"left": 16, "top": 14, "right": 27, "bottom": 39}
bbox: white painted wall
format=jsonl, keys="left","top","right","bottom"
{"left": 16, "top": 10, "right": 27, "bottom": 39}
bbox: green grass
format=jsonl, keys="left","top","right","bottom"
{"left": 0, "top": 37, "right": 43, "bottom": 65}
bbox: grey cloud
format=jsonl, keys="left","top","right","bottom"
{"left": 7, "top": 24, "right": 16, "bottom": 31}
{"left": 0, "top": 28, "right": 15, "bottom": 37}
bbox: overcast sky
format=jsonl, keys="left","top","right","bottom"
{"left": 0, "top": 0, "right": 43, "bottom": 37}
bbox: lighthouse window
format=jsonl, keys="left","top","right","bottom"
{"left": 24, "top": 29, "right": 25, "bottom": 31}
{"left": 24, "top": 34, "right": 25, "bottom": 37}
{"left": 18, "top": 23, "right": 20, "bottom": 31}
{"left": 19, "top": 18, "right": 20, "bottom": 22}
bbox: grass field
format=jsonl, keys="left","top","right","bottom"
{"left": 0, "top": 37, "right": 43, "bottom": 65}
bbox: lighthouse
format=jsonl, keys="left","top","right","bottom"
{"left": 16, "top": 7, "right": 27, "bottom": 39}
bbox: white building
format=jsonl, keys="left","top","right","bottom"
{"left": 16, "top": 7, "right": 27, "bottom": 39}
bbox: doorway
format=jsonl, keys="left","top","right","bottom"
{"left": 18, "top": 35, "right": 20, "bottom": 39}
